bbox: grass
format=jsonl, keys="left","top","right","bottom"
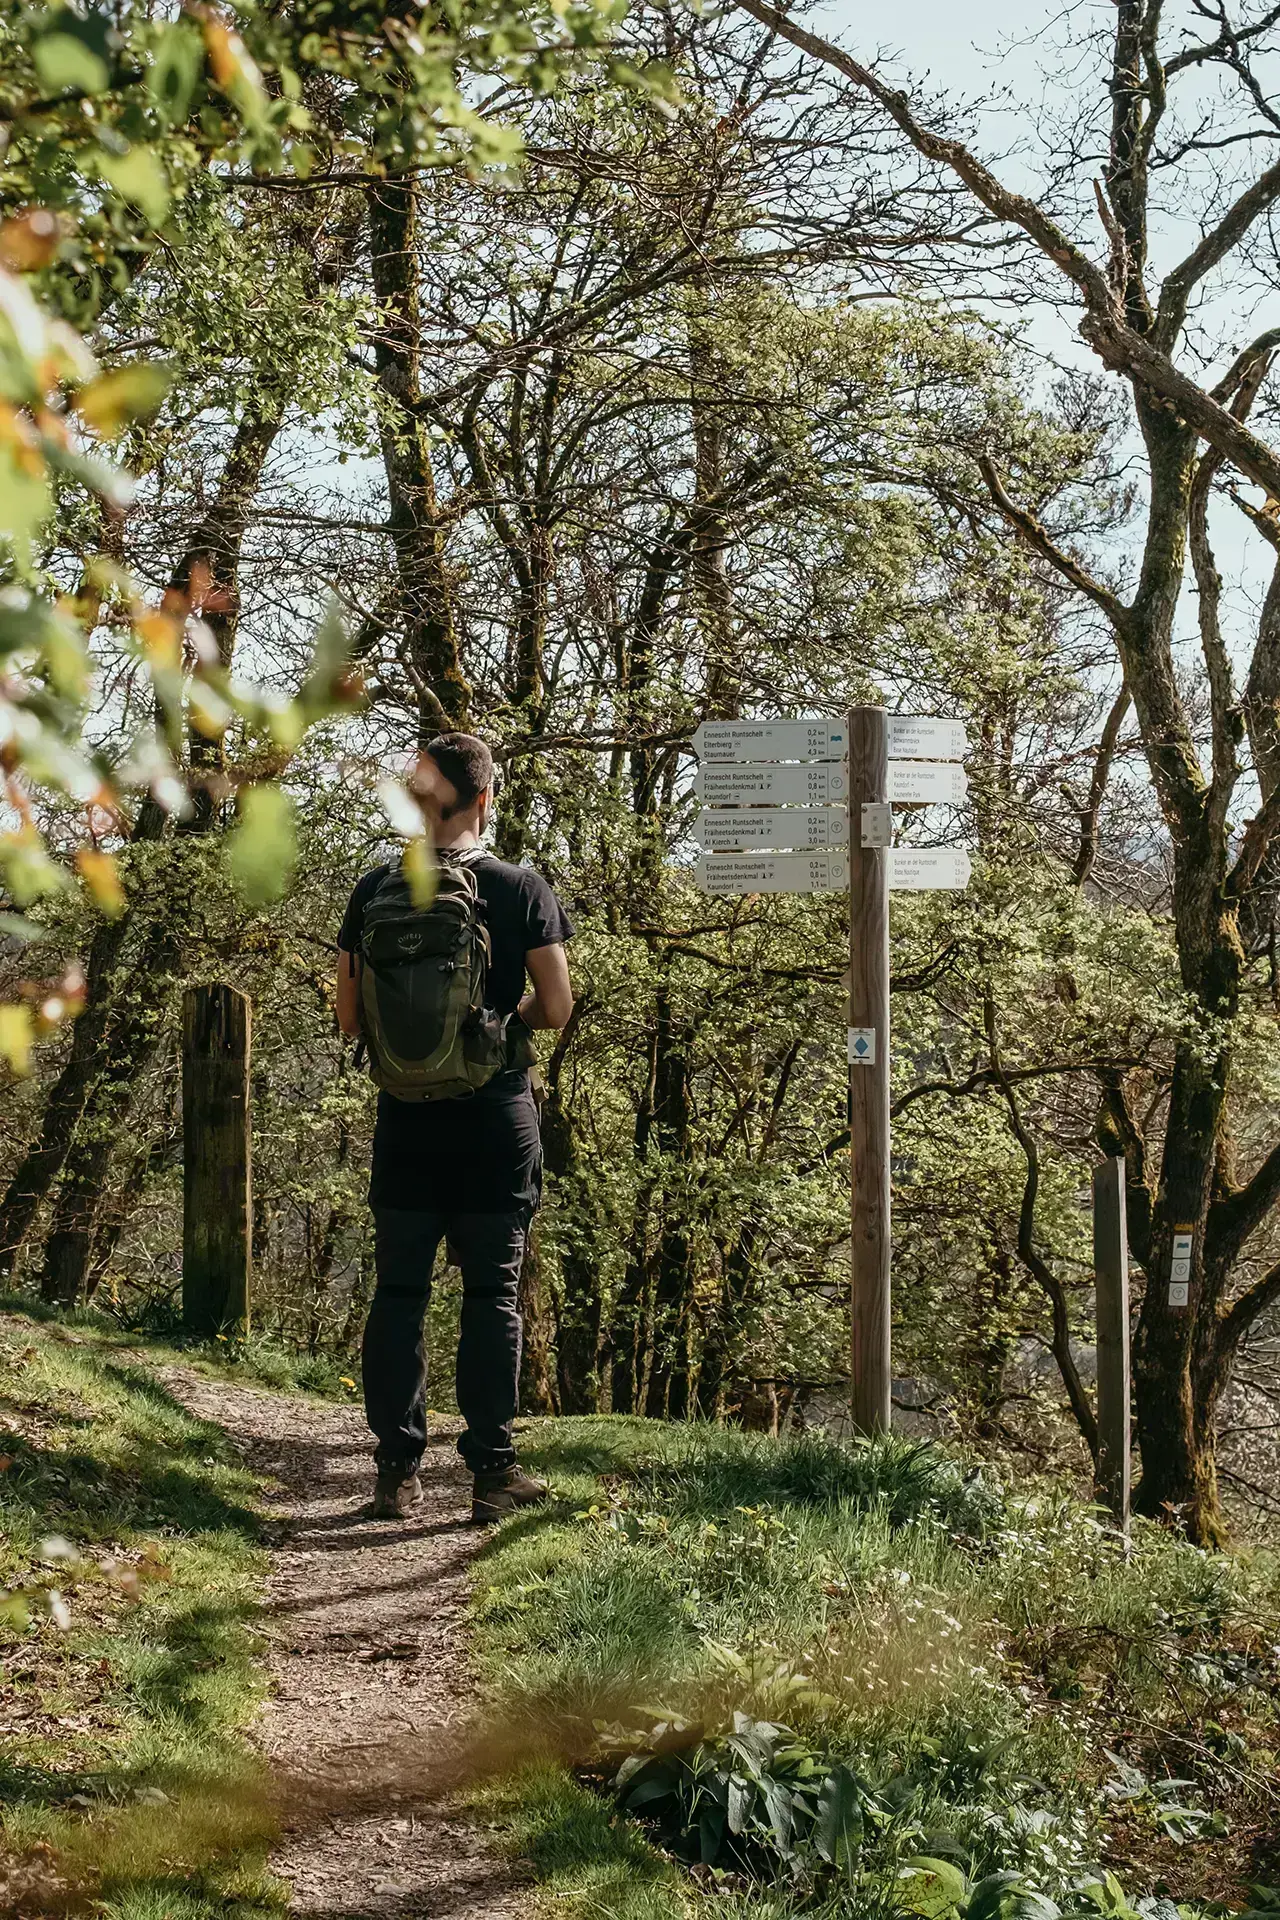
{"left": 0, "top": 1286, "right": 362, "bottom": 1399}
{"left": 0, "top": 1307, "right": 282, "bottom": 1920}
{"left": 3, "top": 1313, "right": 1276, "bottom": 1920}
{"left": 469, "top": 1417, "right": 1280, "bottom": 1919}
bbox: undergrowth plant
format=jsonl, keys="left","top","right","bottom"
{"left": 471, "top": 1418, "right": 1280, "bottom": 1919}
{"left": 0, "top": 1310, "right": 280, "bottom": 1920}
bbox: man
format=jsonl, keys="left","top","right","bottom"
{"left": 336, "top": 732, "right": 573, "bottom": 1523}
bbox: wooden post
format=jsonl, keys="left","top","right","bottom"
{"left": 1092, "top": 1156, "right": 1130, "bottom": 1529}
{"left": 848, "top": 705, "right": 891, "bottom": 1435}
{"left": 182, "top": 984, "right": 252, "bottom": 1336}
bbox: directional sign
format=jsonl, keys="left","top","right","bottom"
{"left": 694, "top": 763, "right": 848, "bottom": 806}
{"left": 693, "top": 718, "right": 846, "bottom": 764}
{"left": 697, "top": 850, "right": 850, "bottom": 895}
{"left": 888, "top": 849, "right": 972, "bottom": 891}
{"left": 887, "top": 761, "right": 968, "bottom": 806}
{"left": 886, "top": 716, "right": 968, "bottom": 762}
{"left": 693, "top": 806, "right": 848, "bottom": 851}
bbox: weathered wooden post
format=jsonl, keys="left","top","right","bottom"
{"left": 847, "top": 704, "right": 892, "bottom": 1436}
{"left": 182, "top": 984, "right": 252, "bottom": 1336}
{"left": 1092, "top": 1155, "right": 1130, "bottom": 1530}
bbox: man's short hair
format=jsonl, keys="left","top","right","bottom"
{"left": 425, "top": 732, "right": 494, "bottom": 819}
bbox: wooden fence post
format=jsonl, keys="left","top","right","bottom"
{"left": 182, "top": 984, "right": 252, "bottom": 1336}
{"left": 1092, "top": 1155, "right": 1130, "bottom": 1530}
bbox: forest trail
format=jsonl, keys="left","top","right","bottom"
{"left": 161, "top": 1368, "right": 533, "bottom": 1920}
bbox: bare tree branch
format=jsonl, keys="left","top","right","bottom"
{"left": 984, "top": 998, "right": 1100, "bottom": 1464}
{"left": 1217, "top": 1256, "right": 1280, "bottom": 1364}
{"left": 1073, "top": 681, "right": 1132, "bottom": 886}
{"left": 977, "top": 457, "right": 1131, "bottom": 630}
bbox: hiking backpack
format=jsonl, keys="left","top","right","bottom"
{"left": 357, "top": 851, "right": 508, "bottom": 1101}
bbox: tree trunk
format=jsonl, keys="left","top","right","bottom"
{"left": 644, "top": 981, "right": 695, "bottom": 1419}
{"left": 518, "top": 1221, "right": 558, "bottom": 1415}
{"left": 540, "top": 1032, "right": 603, "bottom": 1412}
{"left": 0, "top": 910, "right": 137, "bottom": 1276}
{"left": 368, "top": 173, "right": 470, "bottom": 735}
{"left": 38, "top": 929, "right": 177, "bottom": 1308}
{"left": 182, "top": 985, "right": 252, "bottom": 1337}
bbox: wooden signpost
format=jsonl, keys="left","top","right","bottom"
{"left": 691, "top": 704, "right": 971, "bottom": 1435}
{"left": 847, "top": 707, "right": 892, "bottom": 1433}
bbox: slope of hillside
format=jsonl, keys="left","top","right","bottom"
{"left": 471, "top": 1419, "right": 1280, "bottom": 1919}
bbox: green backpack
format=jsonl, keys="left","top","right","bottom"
{"left": 357, "top": 851, "right": 508, "bottom": 1101}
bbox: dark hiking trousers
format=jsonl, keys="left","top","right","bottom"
{"left": 363, "top": 1206, "right": 529, "bottom": 1478}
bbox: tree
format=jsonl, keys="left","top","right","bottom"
{"left": 732, "top": 0, "right": 1280, "bottom": 1542}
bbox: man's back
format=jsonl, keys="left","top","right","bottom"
{"left": 338, "top": 850, "right": 573, "bottom": 1212}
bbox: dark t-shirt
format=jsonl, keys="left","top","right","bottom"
{"left": 338, "top": 852, "right": 573, "bottom": 1213}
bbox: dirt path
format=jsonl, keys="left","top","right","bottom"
{"left": 165, "top": 1370, "right": 534, "bottom": 1920}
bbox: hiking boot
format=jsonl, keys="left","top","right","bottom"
{"left": 471, "top": 1467, "right": 550, "bottom": 1525}
{"left": 371, "top": 1466, "right": 422, "bottom": 1519}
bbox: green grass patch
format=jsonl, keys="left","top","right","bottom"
{"left": 0, "top": 1286, "right": 361, "bottom": 1399}
{"left": 471, "top": 1417, "right": 1280, "bottom": 1919}
{"left": 0, "top": 1308, "right": 282, "bottom": 1920}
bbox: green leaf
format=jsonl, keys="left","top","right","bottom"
{"left": 0, "top": 1005, "right": 34, "bottom": 1075}
{"left": 31, "top": 32, "right": 108, "bottom": 94}
{"left": 726, "top": 1772, "right": 753, "bottom": 1835}
{"left": 813, "top": 1765, "right": 865, "bottom": 1868}
{"left": 758, "top": 1774, "right": 795, "bottom": 1854}
{"left": 226, "top": 784, "right": 296, "bottom": 905}
{"left": 0, "top": 456, "right": 50, "bottom": 567}
{"left": 78, "top": 362, "right": 172, "bottom": 437}
{"left": 965, "top": 1872, "right": 1058, "bottom": 1920}
{"left": 401, "top": 835, "right": 436, "bottom": 908}
{"left": 148, "top": 21, "right": 202, "bottom": 123}
{"left": 0, "top": 912, "right": 45, "bottom": 944}
{"left": 0, "top": 1588, "right": 31, "bottom": 1628}
{"left": 619, "top": 1776, "right": 673, "bottom": 1810}
{"left": 896, "top": 1856, "right": 969, "bottom": 1918}
{"left": 97, "top": 146, "right": 170, "bottom": 228}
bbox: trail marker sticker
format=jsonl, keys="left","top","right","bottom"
{"left": 848, "top": 1028, "right": 877, "bottom": 1065}
{"left": 861, "top": 803, "right": 893, "bottom": 848}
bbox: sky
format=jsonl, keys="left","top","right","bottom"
{"left": 810, "top": 0, "right": 1276, "bottom": 649}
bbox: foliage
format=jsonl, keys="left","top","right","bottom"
{"left": 0, "top": 0, "right": 650, "bottom": 1064}
{"left": 469, "top": 1417, "right": 1280, "bottom": 1917}
{"left": 0, "top": 1308, "right": 278, "bottom": 1920}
